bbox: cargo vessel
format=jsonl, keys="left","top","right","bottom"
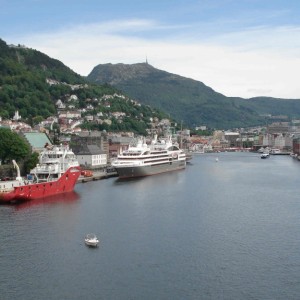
{"left": 0, "top": 144, "right": 80, "bottom": 203}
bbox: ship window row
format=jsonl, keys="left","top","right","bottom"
{"left": 44, "top": 154, "right": 75, "bottom": 159}
{"left": 151, "top": 151, "right": 168, "bottom": 154}
{"left": 122, "top": 150, "right": 168, "bottom": 156}
{"left": 144, "top": 159, "right": 171, "bottom": 164}
{"left": 120, "top": 154, "right": 170, "bottom": 160}
{"left": 46, "top": 154, "right": 63, "bottom": 159}
{"left": 122, "top": 152, "right": 142, "bottom": 156}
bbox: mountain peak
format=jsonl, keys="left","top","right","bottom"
{"left": 88, "top": 62, "right": 156, "bottom": 85}
{"left": 87, "top": 62, "right": 300, "bottom": 129}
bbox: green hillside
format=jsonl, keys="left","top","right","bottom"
{"left": 0, "top": 39, "right": 167, "bottom": 134}
{"left": 87, "top": 63, "right": 300, "bottom": 129}
{"left": 237, "top": 96, "right": 300, "bottom": 117}
{"left": 3, "top": 36, "right": 300, "bottom": 131}
{"left": 0, "top": 39, "right": 84, "bottom": 119}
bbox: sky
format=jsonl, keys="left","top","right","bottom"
{"left": 1, "top": 0, "right": 300, "bottom": 99}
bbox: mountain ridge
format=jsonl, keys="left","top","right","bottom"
{"left": 87, "top": 62, "right": 300, "bottom": 129}
{"left": 0, "top": 39, "right": 168, "bottom": 134}
{"left": 2, "top": 35, "right": 300, "bottom": 130}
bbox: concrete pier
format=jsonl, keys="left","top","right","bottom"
{"left": 77, "top": 170, "right": 118, "bottom": 183}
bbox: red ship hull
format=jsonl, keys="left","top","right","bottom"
{"left": 0, "top": 167, "right": 81, "bottom": 204}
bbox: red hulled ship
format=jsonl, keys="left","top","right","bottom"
{"left": 0, "top": 144, "right": 81, "bottom": 204}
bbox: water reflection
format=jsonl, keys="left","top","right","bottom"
{"left": 14, "top": 191, "right": 80, "bottom": 210}
{"left": 114, "top": 177, "right": 145, "bottom": 185}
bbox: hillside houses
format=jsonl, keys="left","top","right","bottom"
{"left": 58, "top": 111, "right": 81, "bottom": 119}
{"left": 50, "top": 91, "right": 152, "bottom": 134}
{"left": 4, "top": 81, "right": 300, "bottom": 165}
{"left": 0, "top": 119, "right": 32, "bottom": 132}
{"left": 46, "top": 78, "right": 88, "bottom": 90}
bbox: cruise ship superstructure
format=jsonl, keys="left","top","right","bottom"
{"left": 112, "top": 135, "right": 186, "bottom": 179}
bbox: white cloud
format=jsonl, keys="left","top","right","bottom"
{"left": 11, "top": 19, "right": 300, "bottom": 99}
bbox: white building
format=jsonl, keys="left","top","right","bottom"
{"left": 56, "top": 99, "right": 66, "bottom": 109}
{"left": 274, "top": 134, "right": 293, "bottom": 150}
{"left": 12, "top": 111, "right": 21, "bottom": 121}
{"left": 262, "top": 134, "right": 275, "bottom": 147}
{"left": 67, "top": 94, "right": 78, "bottom": 102}
{"left": 85, "top": 115, "right": 94, "bottom": 122}
{"left": 58, "top": 111, "right": 81, "bottom": 119}
{"left": 76, "top": 145, "right": 107, "bottom": 168}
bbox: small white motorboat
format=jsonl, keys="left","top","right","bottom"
{"left": 261, "top": 153, "right": 270, "bottom": 159}
{"left": 84, "top": 233, "right": 99, "bottom": 247}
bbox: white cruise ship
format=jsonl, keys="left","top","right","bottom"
{"left": 111, "top": 135, "right": 186, "bottom": 179}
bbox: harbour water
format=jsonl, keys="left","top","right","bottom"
{"left": 1, "top": 152, "right": 300, "bottom": 299}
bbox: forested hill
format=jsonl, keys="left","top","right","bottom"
{"left": 0, "top": 38, "right": 85, "bottom": 119}
{"left": 87, "top": 62, "right": 300, "bottom": 129}
{"left": 0, "top": 39, "right": 168, "bottom": 134}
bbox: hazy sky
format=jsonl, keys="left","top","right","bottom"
{"left": 1, "top": 0, "right": 300, "bottom": 99}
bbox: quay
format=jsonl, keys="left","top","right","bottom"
{"left": 77, "top": 170, "right": 118, "bottom": 183}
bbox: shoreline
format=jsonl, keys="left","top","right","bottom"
{"left": 77, "top": 170, "right": 118, "bottom": 183}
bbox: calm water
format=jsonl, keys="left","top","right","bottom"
{"left": 1, "top": 152, "right": 300, "bottom": 300}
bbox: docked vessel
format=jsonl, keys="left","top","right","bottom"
{"left": 261, "top": 153, "right": 270, "bottom": 159}
{"left": 111, "top": 135, "right": 186, "bottom": 179}
{"left": 269, "top": 148, "right": 281, "bottom": 155}
{"left": 0, "top": 144, "right": 81, "bottom": 203}
{"left": 269, "top": 148, "right": 290, "bottom": 155}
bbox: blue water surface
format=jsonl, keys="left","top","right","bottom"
{"left": 1, "top": 152, "right": 300, "bottom": 300}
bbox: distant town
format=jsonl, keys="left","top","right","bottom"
{"left": 1, "top": 101, "right": 300, "bottom": 173}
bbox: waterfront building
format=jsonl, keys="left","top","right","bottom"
{"left": 108, "top": 136, "right": 132, "bottom": 159}
{"left": 274, "top": 134, "right": 293, "bottom": 151}
{"left": 75, "top": 145, "right": 107, "bottom": 169}
{"left": 292, "top": 137, "right": 300, "bottom": 156}
{"left": 224, "top": 132, "right": 239, "bottom": 147}
{"left": 71, "top": 131, "right": 109, "bottom": 160}
{"left": 262, "top": 133, "right": 275, "bottom": 148}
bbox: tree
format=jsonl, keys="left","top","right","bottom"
{"left": 0, "top": 128, "right": 30, "bottom": 163}
{"left": 32, "top": 116, "right": 44, "bottom": 125}
{"left": 23, "top": 152, "right": 39, "bottom": 173}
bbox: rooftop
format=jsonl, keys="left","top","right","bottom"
{"left": 22, "top": 132, "right": 52, "bottom": 150}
